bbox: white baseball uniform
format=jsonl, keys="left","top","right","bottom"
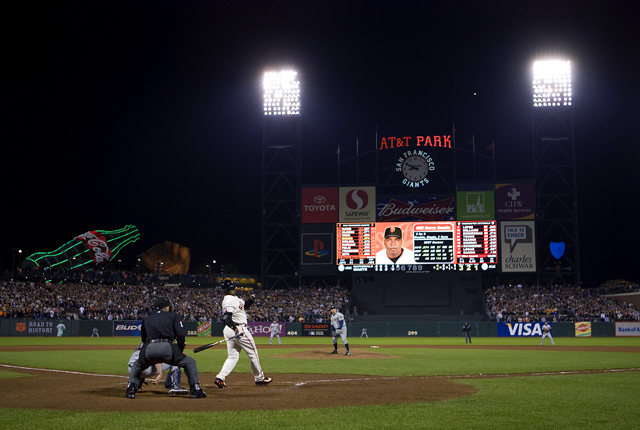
{"left": 540, "top": 322, "right": 555, "bottom": 345}
{"left": 269, "top": 322, "right": 281, "bottom": 345}
{"left": 216, "top": 294, "right": 268, "bottom": 383}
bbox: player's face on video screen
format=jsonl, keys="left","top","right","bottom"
{"left": 384, "top": 236, "right": 403, "bottom": 258}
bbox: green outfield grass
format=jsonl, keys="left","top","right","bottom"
{"left": 1, "top": 336, "right": 638, "bottom": 430}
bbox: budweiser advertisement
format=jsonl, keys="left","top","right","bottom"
{"left": 377, "top": 196, "right": 455, "bottom": 222}
{"left": 301, "top": 187, "right": 338, "bottom": 223}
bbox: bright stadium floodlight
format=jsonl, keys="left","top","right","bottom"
{"left": 263, "top": 70, "right": 300, "bottom": 115}
{"left": 532, "top": 59, "right": 572, "bottom": 108}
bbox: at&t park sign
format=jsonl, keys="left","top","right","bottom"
{"left": 379, "top": 134, "right": 452, "bottom": 188}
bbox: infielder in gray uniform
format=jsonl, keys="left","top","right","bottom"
{"left": 540, "top": 321, "right": 555, "bottom": 345}
{"left": 269, "top": 320, "right": 282, "bottom": 345}
{"left": 330, "top": 306, "right": 351, "bottom": 356}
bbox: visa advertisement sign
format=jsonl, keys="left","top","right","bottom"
{"left": 498, "top": 322, "right": 547, "bottom": 337}
{"left": 114, "top": 320, "right": 142, "bottom": 336}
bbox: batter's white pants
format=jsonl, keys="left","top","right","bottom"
{"left": 217, "top": 325, "right": 267, "bottom": 383}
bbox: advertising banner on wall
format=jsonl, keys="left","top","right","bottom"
{"left": 301, "top": 233, "right": 333, "bottom": 265}
{"left": 302, "top": 322, "right": 331, "bottom": 336}
{"left": 615, "top": 322, "right": 640, "bottom": 336}
{"left": 575, "top": 322, "right": 592, "bottom": 337}
{"left": 456, "top": 184, "right": 495, "bottom": 220}
{"left": 497, "top": 322, "right": 546, "bottom": 337}
{"left": 339, "top": 187, "right": 376, "bottom": 222}
{"left": 500, "top": 220, "right": 536, "bottom": 273}
{"left": 197, "top": 321, "right": 212, "bottom": 337}
{"left": 301, "top": 188, "right": 339, "bottom": 223}
{"left": 248, "top": 322, "right": 286, "bottom": 337}
{"left": 376, "top": 196, "right": 455, "bottom": 222}
{"left": 114, "top": 320, "right": 142, "bottom": 336}
{"left": 9, "top": 319, "right": 57, "bottom": 336}
{"left": 494, "top": 183, "right": 535, "bottom": 220}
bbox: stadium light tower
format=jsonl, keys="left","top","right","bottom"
{"left": 263, "top": 71, "right": 300, "bottom": 116}
{"left": 531, "top": 58, "right": 580, "bottom": 288}
{"left": 532, "top": 59, "right": 572, "bottom": 108}
{"left": 261, "top": 69, "right": 302, "bottom": 289}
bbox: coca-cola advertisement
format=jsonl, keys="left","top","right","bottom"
{"left": 377, "top": 197, "right": 455, "bottom": 222}
{"left": 75, "top": 231, "right": 112, "bottom": 266}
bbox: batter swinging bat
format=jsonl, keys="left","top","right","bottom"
{"left": 193, "top": 333, "right": 244, "bottom": 353}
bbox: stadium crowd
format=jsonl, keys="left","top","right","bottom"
{"left": 484, "top": 283, "right": 639, "bottom": 322}
{"left": 1, "top": 276, "right": 637, "bottom": 323}
{"left": 0, "top": 280, "right": 352, "bottom": 323}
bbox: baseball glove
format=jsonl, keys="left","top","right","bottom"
{"left": 141, "top": 241, "right": 191, "bottom": 275}
{"left": 332, "top": 331, "right": 338, "bottom": 337}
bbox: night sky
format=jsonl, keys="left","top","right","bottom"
{"left": 5, "top": 0, "right": 639, "bottom": 285}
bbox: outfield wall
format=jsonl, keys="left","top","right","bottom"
{"left": 1, "top": 319, "right": 634, "bottom": 337}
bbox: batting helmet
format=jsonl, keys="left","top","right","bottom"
{"left": 221, "top": 279, "right": 236, "bottom": 293}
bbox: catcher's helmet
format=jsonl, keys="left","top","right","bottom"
{"left": 221, "top": 279, "right": 236, "bottom": 293}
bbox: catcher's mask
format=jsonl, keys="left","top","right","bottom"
{"left": 154, "top": 297, "right": 173, "bottom": 311}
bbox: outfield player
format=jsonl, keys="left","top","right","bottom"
{"left": 462, "top": 322, "right": 472, "bottom": 344}
{"left": 540, "top": 321, "right": 555, "bottom": 345}
{"left": 91, "top": 327, "right": 99, "bottom": 338}
{"left": 360, "top": 327, "right": 368, "bottom": 338}
{"left": 269, "top": 320, "right": 282, "bottom": 345}
{"left": 330, "top": 306, "right": 351, "bottom": 356}
{"left": 128, "top": 343, "right": 187, "bottom": 394}
{"left": 214, "top": 280, "right": 272, "bottom": 388}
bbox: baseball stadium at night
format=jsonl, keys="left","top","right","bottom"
{"left": 2, "top": 2, "right": 638, "bottom": 429}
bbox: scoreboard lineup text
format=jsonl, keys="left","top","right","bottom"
{"left": 337, "top": 221, "right": 497, "bottom": 272}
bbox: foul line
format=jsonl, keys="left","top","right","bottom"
{"left": 0, "top": 363, "right": 128, "bottom": 378}
{"left": 2, "top": 363, "right": 637, "bottom": 385}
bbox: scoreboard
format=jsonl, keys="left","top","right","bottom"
{"left": 337, "top": 221, "right": 497, "bottom": 273}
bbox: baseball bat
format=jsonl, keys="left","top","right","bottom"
{"left": 193, "top": 333, "right": 243, "bottom": 353}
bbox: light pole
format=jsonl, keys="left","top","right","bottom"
{"left": 262, "top": 69, "right": 301, "bottom": 289}
{"left": 11, "top": 248, "right": 22, "bottom": 281}
{"left": 206, "top": 264, "right": 210, "bottom": 276}
{"left": 531, "top": 58, "right": 579, "bottom": 287}
{"left": 212, "top": 260, "right": 217, "bottom": 275}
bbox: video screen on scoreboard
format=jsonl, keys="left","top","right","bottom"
{"left": 336, "top": 221, "right": 497, "bottom": 273}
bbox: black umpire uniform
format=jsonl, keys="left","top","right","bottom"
{"left": 126, "top": 297, "right": 205, "bottom": 398}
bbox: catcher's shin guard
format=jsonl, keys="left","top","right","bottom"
{"left": 165, "top": 366, "right": 181, "bottom": 389}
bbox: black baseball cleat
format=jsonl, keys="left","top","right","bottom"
{"left": 345, "top": 351, "right": 352, "bottom": 356}
{"left": 125, "top": 385, "right": 136, "bottom": 399}
{"left": 331, "top": 350, "right": 339, "bottom": 354}
{"left": 189, "top": 387, "right": 207, "bottom": 398}
{"left": 214, "top": 378, "right": 227, "bottom": 388}
{"left": 255, "top": 377, "right": 272, "bottom": 386}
